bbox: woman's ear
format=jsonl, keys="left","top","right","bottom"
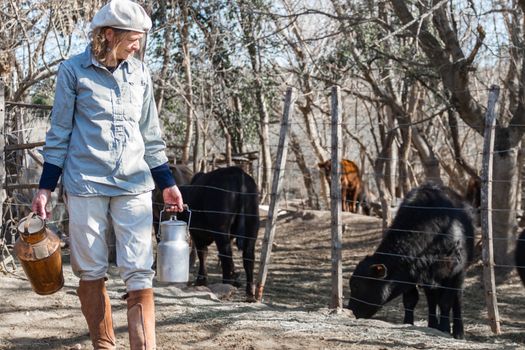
{"left": 104, "top": 28, "right": 115, "bottom": 46}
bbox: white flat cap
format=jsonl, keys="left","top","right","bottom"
{"left": 90, "top": 0, "right": 152, "bottom": 33}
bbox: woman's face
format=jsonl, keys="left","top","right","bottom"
{"left": 105, "top": 29, "right": 144, "bottom": 61}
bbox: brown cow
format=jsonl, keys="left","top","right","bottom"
{"left": 318, "top": 159, "right": 364, "bottom": 213}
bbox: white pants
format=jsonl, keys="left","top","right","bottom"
{"left": 67, "top": 192, "right": 154, "bottom": 291}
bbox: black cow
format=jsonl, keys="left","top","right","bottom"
{"left": 347, "top": 182, "right": 474, "bottom": 339}
{"left": 516, "top": 229, "right": 525, "bottom": 286}
{"left": 179, "top": 166, "right": 260, "bottom": 301}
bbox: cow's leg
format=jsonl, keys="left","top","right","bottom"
{"left": 215, "top": 237, "right": 240, "bottom": 287}
{"left": 449, "top": 274, "right": 465, "bottom": 339}
{"left": 341, "top": 187, "right": 348, "bottom": 212}
{"left": 189, "top": 238, "right": 197, "bottom": 269}
{"left": 436, "top": 285, "right": 454, "bottom": 336}
{"left": 352, "top": 186, "right": 361, "bottom": 213}
{"left": 194, "top": 241, "right": 209, "bottom": 286}
{"left": 402, "top": 287, "right": 419, "bottom": 324}
{"left": 423, "top": 287, "right": 439, "bottom": 329}
{"left": 242, "top": 238, "right": 257, "bottom": 301}
{"left": 451, "top": 291, "right": 464, "bottom": 339}
{"left": 351, "top": 188, "right": 359, "bottom": 213}
{"left": 437, "top": 299, "right": 452, "bottom": 336}
{"left": 437, "top": 274, "right": 465, "bottom": 339}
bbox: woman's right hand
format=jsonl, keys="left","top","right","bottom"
{"left": 32, "top": 189, "right": 52, "bottom": 219}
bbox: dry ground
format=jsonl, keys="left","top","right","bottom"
{"left": 0, "top": 208, "right": 524, "bottom": 349}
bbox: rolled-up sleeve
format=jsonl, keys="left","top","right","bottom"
{"left": 43, "top": 63, "right": 76, "bottom": 168}
{"left": 139, "top": 67, "right": 168, "bottom": 168}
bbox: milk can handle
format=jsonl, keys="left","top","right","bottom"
{"left": 157, "top": 204, "right": 191, "bottom": 240}
{"left": 23, "top": 212, "right": 36, "bottom": 234}
{"left": 186, "top": 205, "right": 192, "bottom": 230}
{"left": 20, "top": 211, "right": 46, "bottom": 243}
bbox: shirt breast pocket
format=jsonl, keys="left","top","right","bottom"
{"left": 128, "top": 80, "right": 146, "bottom": 107}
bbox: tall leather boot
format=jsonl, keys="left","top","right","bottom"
{"left": 125, "top": 288, "right": 156, "bottom": 350}
{"left": 77, "top": 279, "right": 116, "bottom": 350}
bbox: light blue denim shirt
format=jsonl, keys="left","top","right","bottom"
{"left": 43, "top": 44, "right": 168, "bottom": 196}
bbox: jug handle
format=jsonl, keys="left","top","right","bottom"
{"left": 23, "top": 212, "right": 37, "bottom": 235}
{"left": 157, "top": 208, "right": 165, "bottom": 241}
{"left": 184, "top": 204, "right": 192, "bottom": 229}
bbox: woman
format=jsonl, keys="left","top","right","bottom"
{"left": 31, "top": 1, "right": 182, "bottom": 349}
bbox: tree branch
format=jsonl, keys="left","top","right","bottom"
{"left": 390, "top": 0, "right": 485, "bottom": 135}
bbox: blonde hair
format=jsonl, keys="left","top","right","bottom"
{"left": 91, "top": 27, "right": 129, "bottom": 64}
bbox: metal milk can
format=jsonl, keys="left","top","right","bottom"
{"left": 156, "top": 207, "right": 191, "bottom": 283}
{"left": 14, "top": 212, "right": 64, "bottom": 295}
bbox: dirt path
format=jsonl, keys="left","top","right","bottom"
{"left": 0, "top": 209, "right": 524, "bottom": 349}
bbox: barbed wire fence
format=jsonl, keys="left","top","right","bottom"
{"left": 290, "top": 83, "right": 504, "bottom": 333}
{"left": 0, "top": 79, "right": 524, "bottom": 338}
{"left": 246, "top": 83, "right": 510, "bottom": 334}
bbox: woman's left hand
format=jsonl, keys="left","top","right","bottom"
{"left": 162, "top": 185, "right": 184, "bottom": 212}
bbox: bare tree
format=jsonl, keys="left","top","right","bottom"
{"left": 388, "top": 0, "right": 523, "bottom": 266}
{"left": 1, "top": 0, "right": 102, "bottom": 102}
{"left": 237, "top": 0, "right": 273, "bottom": 202}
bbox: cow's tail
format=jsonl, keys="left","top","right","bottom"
{"left": 234, "top": 210, "right": 246, "bottom": 251}
{"left": 233, "top": 177, "right": 260, "bottom": 252}
{"left": 233, "top": 198, "right": 257, "bottom": 251}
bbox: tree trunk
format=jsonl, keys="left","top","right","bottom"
{"left": 375, "top": 131, "right": 396, "bottom": 229}
{"left": 256, "top": 92, "right": 272, "bottom": 203}
{"left": 398, "top": 85, "right": 419, "bottom": 197}
{"left": 217, "top": 118, "right": 233, "bottom": 167}
{"left": 154, "top": 0, "right": 173, "bottom": 115}
{"left": 492, "top": 132, "right": 520, "bottom": 268}
{"left": 239, "top": 2, "right": 271, "bottom": 202}
{"left": 290, "top": 131, "right": 320, "bottom": 209}
{"left": 383, "top": 106, "right": 398, "bottom": 199}
{"left": 178, "top": 1, "right": 194, "bottom": 165}
{"left": 411, "top": 127, "right": 442, "bottom": 184}
{"left": 0, "top": 80, "right": 5, "bottom": 223}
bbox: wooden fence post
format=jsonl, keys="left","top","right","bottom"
{"left": 255, "top": 88, "right": 294, "bottom": 302}
{"left": 481, "top": 84, "right": 501, "bottom": 335}
{"left": 0, "top": 79, "right": 5, "bottom": 226}
{"left": 330, "top": 86, "right": 343, "bottom": 310}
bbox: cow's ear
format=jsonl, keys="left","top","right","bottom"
{"left": 369, "top": 264, "right": 387, "bottom": 279}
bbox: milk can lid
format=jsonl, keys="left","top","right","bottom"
{"left": 17, "top": 213, "right": 45, "bottom": 235}
{"left": 161, "top": 215, "right": 186, "bottom": 226}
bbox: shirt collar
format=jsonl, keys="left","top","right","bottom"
{"left": 80, "top": 44, "right": 95, "bottom": 69}
{"left": 80, "top": 44, "right": 138, "bottom": 74}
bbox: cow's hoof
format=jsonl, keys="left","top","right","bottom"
{"left": 452, "top": 332, "right": 464, "bottom": 340}
{"left": 245, "top": 294, "right": 257, "bottom": 303}
{"left": 232, "top": 280, "right": 242, "bottom": 288}
{"left": 452, "top": 325, "right": 464, "bottom": 340}
{"left": 438, "top": 324, "right": 451, "bottom": 336}
{"left": 428, "top": 319, "right": 439, "bottom": 329}
{"left": 224, "top": 272, "right": 241, "bottom": 287}
{"left": 195, "top": 276, "right": 208, "bottom": 286}
{"left": 223, "top": 279, "right": 242, "bottom": 288}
